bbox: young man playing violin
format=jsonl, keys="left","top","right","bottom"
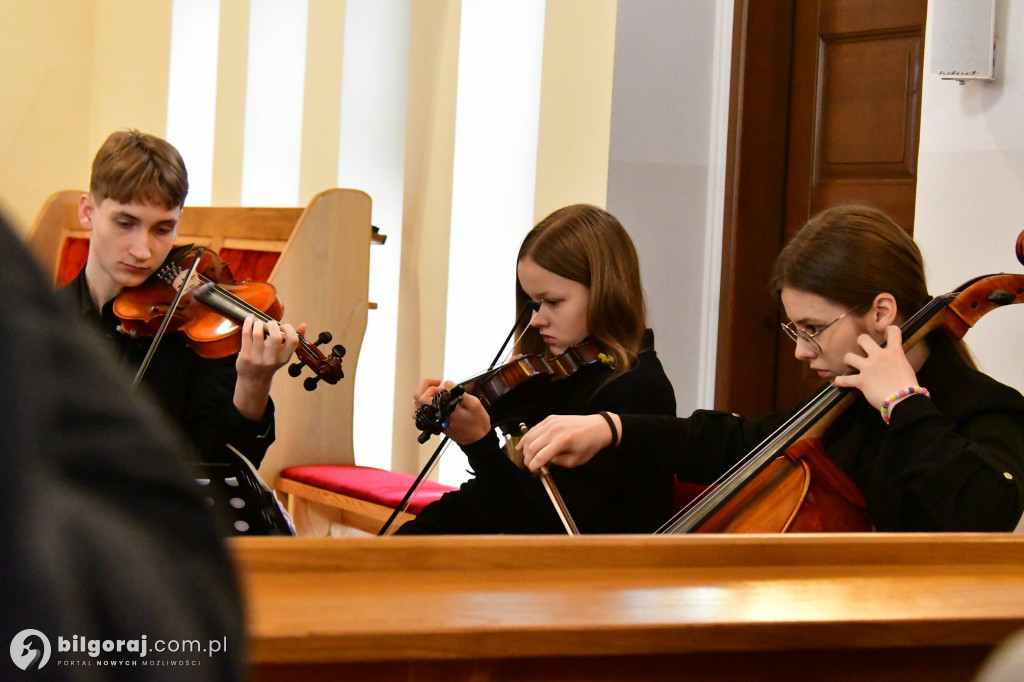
{"left": 65, "top": 129, "right": 304, "bottom": 466}
{"left": 517, "top": 206, "right": 1024, "bottom": 532}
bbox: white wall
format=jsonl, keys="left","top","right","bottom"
{"left": 606, "top": 0, "right": 732, "bottom": 414}
{"left": 916, "top": 0, "right": 1024, "bottom": 393}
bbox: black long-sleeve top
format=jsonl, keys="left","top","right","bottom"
{"left": 64, "top": 269, "right": 275, "bottom": 466}
{"left": 398, "top": 333, "right": 678, "bottom": 534}
{"left": 618, "top": 333, "right": 1024, "bottom": 532}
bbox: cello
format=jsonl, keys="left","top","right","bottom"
{"left": 659, "top": 228, "right": 1024, "bottom": 534}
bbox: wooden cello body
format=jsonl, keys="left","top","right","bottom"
{"left": 663, "top": 230, "right": 1024, "bottom": 535}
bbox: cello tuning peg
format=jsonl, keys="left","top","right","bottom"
{"left": 288, "top": 362, "right": 303, "bottom": 378}
{"left": 303, "top": 376, "right": 320, "bottom": 391}
{"left": 315, "top": 331, "right": 333, "bottom": 346}
{"left": 332, "top": 344, "right": 346, "bottom": 359}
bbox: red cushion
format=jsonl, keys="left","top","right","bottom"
{"left": 56, "top": 239, "right": 281, "bottom": 288}
{"left": 279, "top": 465, "right": 456, "bottom": 515}
{"left": 217, "top": 247, "right": 280, "bottom": 282}
{"left": 57, "top": 237, "right": 91, "bottom": 287}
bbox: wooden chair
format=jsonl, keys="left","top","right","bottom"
{"left": 25, "top": 189, "right": 394, "bottom": 535}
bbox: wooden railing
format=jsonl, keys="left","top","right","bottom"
{"left": 232, "top": 533, "right": 1024, "bottom": 681}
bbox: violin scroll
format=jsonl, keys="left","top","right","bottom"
{"left": 290, "top": 332, "right": 346, "bottom": 391}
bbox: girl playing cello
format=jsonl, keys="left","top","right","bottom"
{"left": 519, "top": 206, "right": 1024, "bottom": 532}
{"left": 397, "top": 204, "right": 677, "bottom": 534}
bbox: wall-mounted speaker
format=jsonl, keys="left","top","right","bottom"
{"left": 929, "top": 0, "right": 997, "bottom": 82}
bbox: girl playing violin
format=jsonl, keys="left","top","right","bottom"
{"left": 65, "top": 129, "right": 304, "bottom": 466}
{"left": 398, "top": 204, "right": 677, "bottom": 534}
{"left": 519, "top": 206, "right": 1024, "bottom": 532}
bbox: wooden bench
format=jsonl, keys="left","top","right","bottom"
{"left": 277, "top": 464, "right": 456, "bottom": 535}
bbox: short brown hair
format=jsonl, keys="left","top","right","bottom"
{"left": 515, "top": 204, "right": 647, "bottom": 375}
{"left": 89, "top": 130, "right": 188, "bottom": 209}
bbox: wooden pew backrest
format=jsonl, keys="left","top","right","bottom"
{"left": 25, "top": 190, "right": 301, "bottom": 285}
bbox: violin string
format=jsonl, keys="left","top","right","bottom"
{"left": 196, "top": 277, "right": 318, "bottom": 349}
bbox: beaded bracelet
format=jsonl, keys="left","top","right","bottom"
{"left": 880, "top": 386, "right": 930, "bottom": 424}
{"left": 598, "top": 411, "right": 620, "bottom": 448}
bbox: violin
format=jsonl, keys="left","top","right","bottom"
{"left": 112, "top": 245, "right": 345, "bottom": 391}
{"left": 414, "top": 340, "right": 614, "bottom": 442}
{"left": 658, "top": 229, "right": 1024, "bottom": 535}
{"left": 382, "top": 343, "right": 609, "bottom": 536}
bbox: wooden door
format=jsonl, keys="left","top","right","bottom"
{"left": 718, "top": 0, "right": 927, "bottom": 414}
{"left": 776, "top": 0, "right": 927, "bottom": 409}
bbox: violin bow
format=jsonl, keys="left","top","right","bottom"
{"left": 520, "top": 423, "right": 580, "bottom": 535}
{"left": 130, "top": 246, "right": 205, "bottom": 391}
{"left": 539, "top": 468, "right": 580, "bottom": 535}
{"left": 379, "top": 302, "right": 544, "bottom": 536}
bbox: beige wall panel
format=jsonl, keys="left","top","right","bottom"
{"left": 88, "top": 0, "right": 173, "bottom": 151}
{"left": 300, "top": 0, "right": 346, "bottom": 205}
{"left": 212, "top": 0, "right": 250, "bottom": 206}
{"left": 0, "top": 0, "right": 94, "bottom": 232}
{"left": 391, "top": 0, "right": 461, "bottom": 474}
{"left": 533, "top": 0, "right": 617, "bottom": 221}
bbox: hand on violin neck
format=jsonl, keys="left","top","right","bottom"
{"left": 519, "top": 413, "right": 618, "bottom": 473}
{"left": 413, "top": 378, "right": 491, "bottom": 445}
{"left": 413, "top": 377, "right": 444, "bottom": 406}
{"left": 233, "top": 315, "right": 304, "bottom": 420}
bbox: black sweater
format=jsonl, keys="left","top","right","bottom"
{"left": 619, "top": 334, "right": 1024, "bottom": 532}
{"left": 64, "top": 269, "right": 275, "bottom": 466}
{"left": 399, "top": 335, "right": 677, "bottom": 534}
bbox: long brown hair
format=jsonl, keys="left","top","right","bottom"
{"left": 769, "top": 205, "right": 930, "bottom": 321}
{"left": 515, "top": 204, "right": 646, "bottom": 375}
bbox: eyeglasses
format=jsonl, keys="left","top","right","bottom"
{"left": 781, "top": 306, "right": 857, "bottom": 354}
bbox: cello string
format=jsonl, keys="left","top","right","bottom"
{"left": 656, "top": 390, "right": 841, "bottom": 533}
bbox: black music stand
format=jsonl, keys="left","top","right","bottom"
{"left": 195, "top": 444, "right": 295, "bottom": 536}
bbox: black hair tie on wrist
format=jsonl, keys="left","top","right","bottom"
{"left": 598, "top": 411, "right": 619, "bottom": 448}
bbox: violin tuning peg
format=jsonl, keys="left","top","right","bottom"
{"left": 303, "top": 376, "right": 320, "bottom": 391}
{"left": 288, "top": 362, "right": 303, "bottom": 377}
{"left": 332, "top": 344, "right": 346, "bottom": 359}
{"left": 315, "top": 331, "right": 333, "bottom": 346}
